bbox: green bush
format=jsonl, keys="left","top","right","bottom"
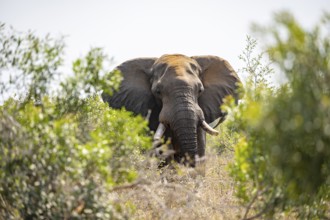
{"left": 228, "top": 12, "right": 330, "bottom": 219}
{"left": 0, "top": 23, "right": 64, "bottom": 102}
{"left": 0, "top": 24, "right": 151, "bottom": 219}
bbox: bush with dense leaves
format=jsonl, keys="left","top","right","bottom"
{"left": 228, "top": 12, "right": 330, "bottom": 219}
{"left": 0, "top": 24, "right": 151, "bottom": 219}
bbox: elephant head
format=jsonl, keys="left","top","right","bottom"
{"left": 102, "top": 54, "right": 240, "bottom": 165}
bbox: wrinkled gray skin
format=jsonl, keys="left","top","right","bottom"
{"left": 102, "top": 54, "right": 240, "bottom": 166}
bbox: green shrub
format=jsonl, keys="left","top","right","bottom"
{"left": 228, "top": 12, "right": 330, "bottom": 219}
{"left": 0, "top": 95, "right": 151, "bottom": 219}
{"left": 0, "top": 23, "right": 64, "bottom": 102}
{"left": 0, "top": 24, "right": 151, "bottom": 219}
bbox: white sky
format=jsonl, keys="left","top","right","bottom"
{"left": 0, "top": 0, "right": 329, "bottom": 82}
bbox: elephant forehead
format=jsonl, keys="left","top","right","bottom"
{"left": 154, "top": 54, "right": 200, "bottom": 77}
{"left": 156, "top": 54, "right": 198, "bottom": 68}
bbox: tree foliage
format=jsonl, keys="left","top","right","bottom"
{"left": 0, "top": 23, "right": 151, "bottom": 219}
{"left": 228, "top": 12, "right": 330, "bottom": 219}
{"left": 0, "top": 23, "right": 64, "bottom": 102}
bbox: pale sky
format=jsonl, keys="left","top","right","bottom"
{"left": 0, "top": 0, "right": 329, "bottom": 81}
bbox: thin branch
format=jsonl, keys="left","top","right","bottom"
{"left": 244, "top": 189, "right": 277, "bottom": 220}
{"left": 242, "top": 188, "right": 261, "bottom": 220}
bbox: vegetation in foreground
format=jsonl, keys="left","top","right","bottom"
{"left": 227, "top": 12, "right": 330, "bottom": 219}
{"left": 0, "top": 11, "right": 329, "bottom": 219}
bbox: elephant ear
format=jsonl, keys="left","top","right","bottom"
{"left": 192, "top": 56, "right": 240, "bottom": 125}
{"left": 102, "top": 58, "right": 157, "bottom": 117}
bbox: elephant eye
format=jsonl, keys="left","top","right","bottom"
{"left": 156, "top": 88, "right": 161, "bottom": 95}
{"left": 152, "top": 82, "right": 163, "bottom": 97}
{"left": 154, "top": 86, "right": 161, "bottom": 96}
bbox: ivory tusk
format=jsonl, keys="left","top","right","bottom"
{"left": 201, "top": 120, "right": 219, "bottom": 136}
{"left": 145, "top": 109, "right": 152, "bottom": 121}
{"left": 153, "top": 123, "right": 166, "bottom": 141}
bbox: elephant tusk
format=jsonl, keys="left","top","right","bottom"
{"left": 153, "top": 123, "right": 166, "bottom": 141}
{"left": 201, "top": 120, "right": 219, "bottom": 136}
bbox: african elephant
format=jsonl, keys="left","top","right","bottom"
{"left": 102, "top": 54, "right": 240, "bottom": 166}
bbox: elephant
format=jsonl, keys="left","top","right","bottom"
{"left": 102, "top": 54, "right": 240, "bottom": 166}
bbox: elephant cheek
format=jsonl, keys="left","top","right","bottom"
{"left": 158, "top": 104, "right": 172, "bottom": 125}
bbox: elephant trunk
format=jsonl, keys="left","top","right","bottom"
{"left": 171, "top": 105, "right": 199, "bottom": 163}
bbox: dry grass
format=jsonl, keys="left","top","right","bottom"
{"left": 111, "top": 148, "right": 245, "bottom": 220}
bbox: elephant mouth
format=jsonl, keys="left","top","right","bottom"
{"left": 152, "top": 120, "right": 218, "bottom": 144}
